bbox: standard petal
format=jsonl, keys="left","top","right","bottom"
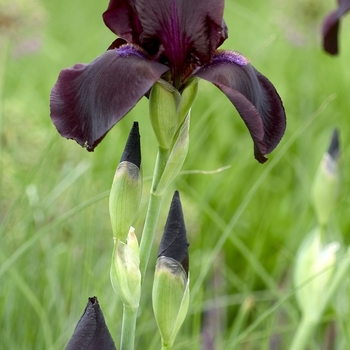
{"left": 194, "top": 51, "right": 286, "bottom": 163}
{"left": 134, "top": 0, "right": 226, "bottom": 82}
{"left": 65, "top": 296, "right": 116, "bottom": 350}
{"left": 50, "top": 45, "right": 168, "bottom": 150}
{"left": 322, "top": 0, "right": 350, "bottom": 55}
{"left": 103, "top": 0, "right": 142, "bottom": 45}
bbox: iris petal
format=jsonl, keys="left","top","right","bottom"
{"left": 50, "top": 45, "right": 168, "bottom": 151}
{"left": 65, "top": 297, "right": 116, "bottom": 350}
{"left": 103, "top": 0, "right": 227, "bottom": 81}
{"left": 195, "top": 50, "right": 286, "bottom": 163}
{"left": 322, "top": 0, "right": 350, "bottom": 55}
{"left": 134, "top": 0, "right": 226, "bottom": 79}
{"left": 103, "top": 0, "right": 143, "bottom": 45}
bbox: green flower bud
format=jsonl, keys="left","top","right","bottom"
{"left": 294, "top": 228, "right": 339, "bottom": 320}
{"left": 149, "top": 79, "right": 180, "bottom": 150}
{"left": 154, "top": 114, "right": 190, "bottom": 196}
{"left": 110, "top": 227, "right": 141, "bottom": 309}
{"left": 109, "top": 122, "right": 142, "bottom": 241}
{"left": 153, "top": 191, "right": 190, "bottom": 348}
{"left": 153, "top": 257, "right": 190, "bottom": 348}
{"left": 311, "top": 129, "right": 340, "bottom": 226}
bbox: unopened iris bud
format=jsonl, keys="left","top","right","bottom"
{"left": 149, "top": 80, "right": 180, "bottom": 150}
{"left": 153, "top": 191, "right": 190, "bottom": 348}
{"left": 311, "top": 129, "right": 340, "bottom": 226}
{"left": 154, "top": 115, "right": 190, "bottom": 196}
{"left": 294, "top": 228, "right": 339, "bottom": 320}
{"left": 65, "top": 296, "right": 116, "bottom": 350}
{"left": 110, "top": 227, "right": 141, "bottom": 309}
{"left": 109, "top": 122, "right": 142, "bottom": 242}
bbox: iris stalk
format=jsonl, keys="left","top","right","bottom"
{"left": 120, "top": 305, "right": 138, "bottom": 350}
{"left": 139, "top": 147, "right": 167, "bottom": 279}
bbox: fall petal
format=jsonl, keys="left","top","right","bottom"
{"left": 194, "top": 50, "right": 286, "bottom": 163}
{"left": 50, "top": 45, "right": 168, "bottom": 151}
{"left": 65, "top": 297, "right": 116, "bottom": 350}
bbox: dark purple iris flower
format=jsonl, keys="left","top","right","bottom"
{"left": 322, "top": 0, "right": 350, "bottom": 55}
{"left": 50, "top": 0, "right": 286, "bottom": 163}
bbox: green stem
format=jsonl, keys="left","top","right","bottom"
{"left": 139, "top": 192, "right": 163, "bottom": 279}
{"left": 139, "top": 147, "right": 169, "bottom": 279}
{"left": 289, "top": 316, "right": 317, "bottom": 350}
{"left": 161, "top": 345, "right": 172, "bottom": 350}
{"left": 120, "top": 305, "right": 138, "bottom": 350}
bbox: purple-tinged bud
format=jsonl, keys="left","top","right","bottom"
{"left": 311, "top": 129, "right": 340, "bottom": 226}
{"left": 153, "top": 191, "right": 190, "bottom": 348}
{"left": 109, "top": 122, "right": 142, "bottom": 241}
{"left": 120, "top": 122, "right": 141, "bottom": 168}
{"left": 158, "top": 191, "right": 189, "bottom": 275}
{"left": 65, "top": 296, "right": 116, "bottom": 350}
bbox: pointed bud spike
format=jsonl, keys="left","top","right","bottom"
{"left": 120, "top": 122, "right": 141, "bottom": 168}
{"left": 327, "top": 128, "right": 340, "bottom": 161}
{"left": 158, "top": 191, "right": 189, "bottom": 275}
{"left": 65, "top": 297, "right": 116, "bottom": 350}
{"left": 109, "top": 122, "right": 142, "bottom": 241}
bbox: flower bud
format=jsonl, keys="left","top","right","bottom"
{"left": 153, "top": 191, "right": 190, "bottom": 348}
{"left": 294, "top": 228, "right": 339, "bottom": 320}
{"left": 110, "top": 227, "right": 141, "bottom": 309}
{"left": 65, "top": 296, "right": 116, "bottom": 350}
{"left": 154, "top": 114, "right": 190, "bottom": 196}
{"left": 149, "top": 79, "right": 180, "bottom": 150}
{"left": 311, "top": 129, "right": 340, "bottom": 226}
{"left": 109, "top": 122, "right": 142, "bottom": 241}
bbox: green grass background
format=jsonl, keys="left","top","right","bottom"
{"left": 1, "top": 0, "right": 350, "bottom": 348}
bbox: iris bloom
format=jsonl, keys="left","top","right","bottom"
{"left": 322, "top": 0, "right": 350, "bottom": 55}
{"left": 50, "top": 0, "right": 286, "bottom": 163}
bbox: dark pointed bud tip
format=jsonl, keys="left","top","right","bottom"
{"left": 158, "top": 191, "right": 189, "bottom": 275}
{"left": 327, "top": 128, "right": 340, "bottom": 160}
{"left": 120, "top": 122, "right": 141, "bottom": 168}
{"left": 65, "top": 296, "right": 116, "bottom": 350}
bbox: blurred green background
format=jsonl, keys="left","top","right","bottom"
{"left": 1, "top": 0, "right": 350, "bottom": 348}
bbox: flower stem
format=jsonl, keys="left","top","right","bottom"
{"left": 139, "top": 192, "right": 163, "bottom": 279}
{"left": 139, "top": 147, "right": 169, "bottom": 279}
{"left": 289, "top": 316, "right": 317, "bottom": 350}
{"left": 161, "top": 345, "right": 172, "bottom": 350}
{"left": 120, "top": 305, "right": 138, "bottom": 350}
